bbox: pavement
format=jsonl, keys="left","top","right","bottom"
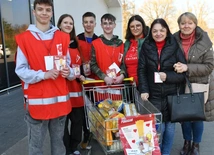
{"left": 0, "top": 87, "right": 214, "bottom": 155}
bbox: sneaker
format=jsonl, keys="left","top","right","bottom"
{"left": 73, "top": 150, "right": 81, "bottom": 155}
{"left": 80, "top": 142, "right": 92, "bottom": 150}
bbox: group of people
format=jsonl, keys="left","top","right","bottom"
{"left": 14, "top": 0, "right": 214, "bottom": 155}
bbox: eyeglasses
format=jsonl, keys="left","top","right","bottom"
{"left": 102, "top": 22, "right": 115, "bottom": 26}
{"left": 130, "top": 24, "right": 142, "bottom": 30}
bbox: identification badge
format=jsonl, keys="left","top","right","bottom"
{"left": 106, "top": 68, "right": 116, "bottom": 78}
{"left": 54, "top": 55, "right": 66, "bottom": 71}
{"left": 44, "top": 56, "right": 54, "bottom": 70}
{"left": 109, "top": 62, "right": 120, "bottom": 74}
{"left": 83, "top": 61, "right": 91, "bottom": 76}
{"left": 72, "top": 64, "right": 81, "bottom": 78}
{"left": 154, "top": 72, "right": 163, "bottom": 83}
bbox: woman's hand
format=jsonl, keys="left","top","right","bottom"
{"left": 174, "top": 62, "right": 188, "bottom": 73}
{"left": 159, "top": 72, "right": 167, "bottom": 81}
{"left": 141, "top": 93, "right": 149, "bottom": 101}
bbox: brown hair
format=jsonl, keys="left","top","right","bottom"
{"left": 33, "top": 0, "right": 53, "bottom": 10}
{"left": 57, "top": 14, "right": 79, "bottom": 49}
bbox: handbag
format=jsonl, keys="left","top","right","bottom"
{"left": 167, "top": 77, "right": 206, "bottom": 122}
{"left": 185, "top": 83, "right": 209, "bottom": 104}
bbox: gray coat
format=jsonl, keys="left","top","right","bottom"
{"left": 174, "top": 26, "right": 213, "bottom": 84}
{"left": 174, "top": 26, "right": 214, "bottom": 121}
{"left": 205, "top": 70, "right": 214, "bottom": 121}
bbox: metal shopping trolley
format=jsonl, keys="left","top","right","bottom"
{"left": 82, "top": 78, "right": 162, "bottom": 155}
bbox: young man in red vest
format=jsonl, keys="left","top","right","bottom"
{"left": 90, "top": 13, "right": 125, "bottom": 85}
{"left": 77, "top": 12, "right": 98, "bottom": 78}
{"left": 15, "top": 0, "right": 75, "bottom": 154}
{"left": 77, "top": 12, "right": 98, "bottom": 150}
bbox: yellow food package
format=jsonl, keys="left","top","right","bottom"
{"left": 112, "top": 100, "right": 124, "bottom": 112}
{"left": 105, "top": 120, "right": 113, "bottom": 146}
{"left": 98, "top": 99, "right": 114, "bottom": 112}
{"left": 108, "top": 112, "right": 125, "bottom": 133}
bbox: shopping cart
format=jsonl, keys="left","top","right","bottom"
{"left": 82, "top": 79, "right": 162, "bottom": 155}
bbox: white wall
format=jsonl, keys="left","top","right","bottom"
{"left": 53, "top": 0, "right": 122, "bottom": 38}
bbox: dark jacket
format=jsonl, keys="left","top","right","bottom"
{"left": 138, "top": 33, "right": 186, "bottom": 122}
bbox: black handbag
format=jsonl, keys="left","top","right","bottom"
{"left": 167, "top": 77, "right": 206, "bottom": 122}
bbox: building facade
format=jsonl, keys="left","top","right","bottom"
{"left": 0, "top": 0, "right": 122, "bottom": 92}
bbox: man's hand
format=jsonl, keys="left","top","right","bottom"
{"left": 113, "top": 74, "right": 124, "bottom": 84}
{"left": 79, "top": 75, "right": 85, "bottom": 82}
{"left": 174, "top": 62, "right": 188, "bottom": 73}
{"left": 141, "top": 93, "right": 149, "bottom": 101}
{"left": 44, "top": 69, "right": 59, "bottom": 80}
{"left": 61, "top": 66, "right": 70, "bottom": 78}
{"left": 104, "top": 76, "right": 114, "bottom": 85}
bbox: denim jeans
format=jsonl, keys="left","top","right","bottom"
{"left": 181, "top": 121, "right": 204, "bottom": 143}
{"left": 25, "top": 113, "right": 66, "bottom": 155}
{"left": 160, "top": 122, "right": 175, "bottom": 155}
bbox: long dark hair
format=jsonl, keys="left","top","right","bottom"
{"left": 57, "top": 14, "right": 78, "bottom": 46}
{"left": 125, "top": 15, "right": 148, "bottom": 40}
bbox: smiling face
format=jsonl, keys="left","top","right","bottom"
{"left": 59, "top": 16, "right": 74, "bottom": 34}
{"left": 101, "top": 19, "right": 116, "bottom": 35}
{"left": 179, "top": 15, "right": 197, "bottom": 36}
{"left": 129, "top": 20, "right": 143, "bottom": 39}
{"left": 33, "top": 3, "right": 52, "bottom": 26}
{"left": 83, "top": 16, "right": 96, "bottom": 34}
{"left": 151, "top": 23, "right": 167, "bottom": 42}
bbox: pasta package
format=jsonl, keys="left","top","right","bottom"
{"left": 123, "top": 103, "right": 138, "bottom": 116}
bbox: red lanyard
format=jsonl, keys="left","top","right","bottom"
{"left": 36, "top": 32, "right": 55, "bottom": 55}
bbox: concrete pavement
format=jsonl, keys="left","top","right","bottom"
{"left": 0, "top": 87, "right": 214, "bottom": 155}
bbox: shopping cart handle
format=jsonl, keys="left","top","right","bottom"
{"left": 82, "top": 77, "right": 134, "bottom": 84}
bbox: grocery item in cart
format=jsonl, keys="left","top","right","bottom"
{"left": 123, "top": 103, "right": 138, "bottom": 116}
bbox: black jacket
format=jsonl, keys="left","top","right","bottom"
{"left": 138, "top": 34, "right": 186, "bottom": 122}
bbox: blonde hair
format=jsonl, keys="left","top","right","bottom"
{"left": 177, "top": 12, "right": 198, "bottom": 25}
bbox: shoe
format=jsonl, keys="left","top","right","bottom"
{"left": 80, "top": 141, "right": 92, "bottom": 150}
{"left": 73, "top": 150, "right": 81, "bottom": 155}
{"left": 190, "top": 142, "right": 200, "bottom": 155}
{"left": 180, "top": 140, "right": 191, "bottom": 155}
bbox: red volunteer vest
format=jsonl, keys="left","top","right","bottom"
{"left": 15, "top": 30, "right": 71, "bottom": 120}
{"left": 92, "top": 38, "right": 124, "bottom": 80}
{"left": 92, "top": 38, "right": 124, "bottom": 101}
{"left": 78, "top": 39, "right": 96, "bottom": 80}
{"left": 68, "top": 47, "right": 84, "bottom": 107}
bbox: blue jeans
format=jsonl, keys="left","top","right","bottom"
{"left": 25, "top": 113, "right": 66, "bottom": 155}
{"left": 181, "top": 121, "right": 204, "bottom": 143}
{"left": 160, "top": 122, "right": 175, "bottom": 155}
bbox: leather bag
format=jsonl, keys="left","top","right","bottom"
{"left": 167, "top": 77, "right": 206, "bottom": 122}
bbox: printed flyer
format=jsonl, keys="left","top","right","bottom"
{"left": 118, "top": 114, "right": 161, "bottom": 155}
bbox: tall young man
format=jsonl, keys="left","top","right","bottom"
{"left": 90, "top": 13, "right": 125, "bottom": 85}
{"left": 15, "top": 0, "right": 74, "bottom": 154}
{"left": 77, "top": 12, "right": 98, "bottom": 150}
{"left": 77, "top": 12, "right": 98, "bottom": 78}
